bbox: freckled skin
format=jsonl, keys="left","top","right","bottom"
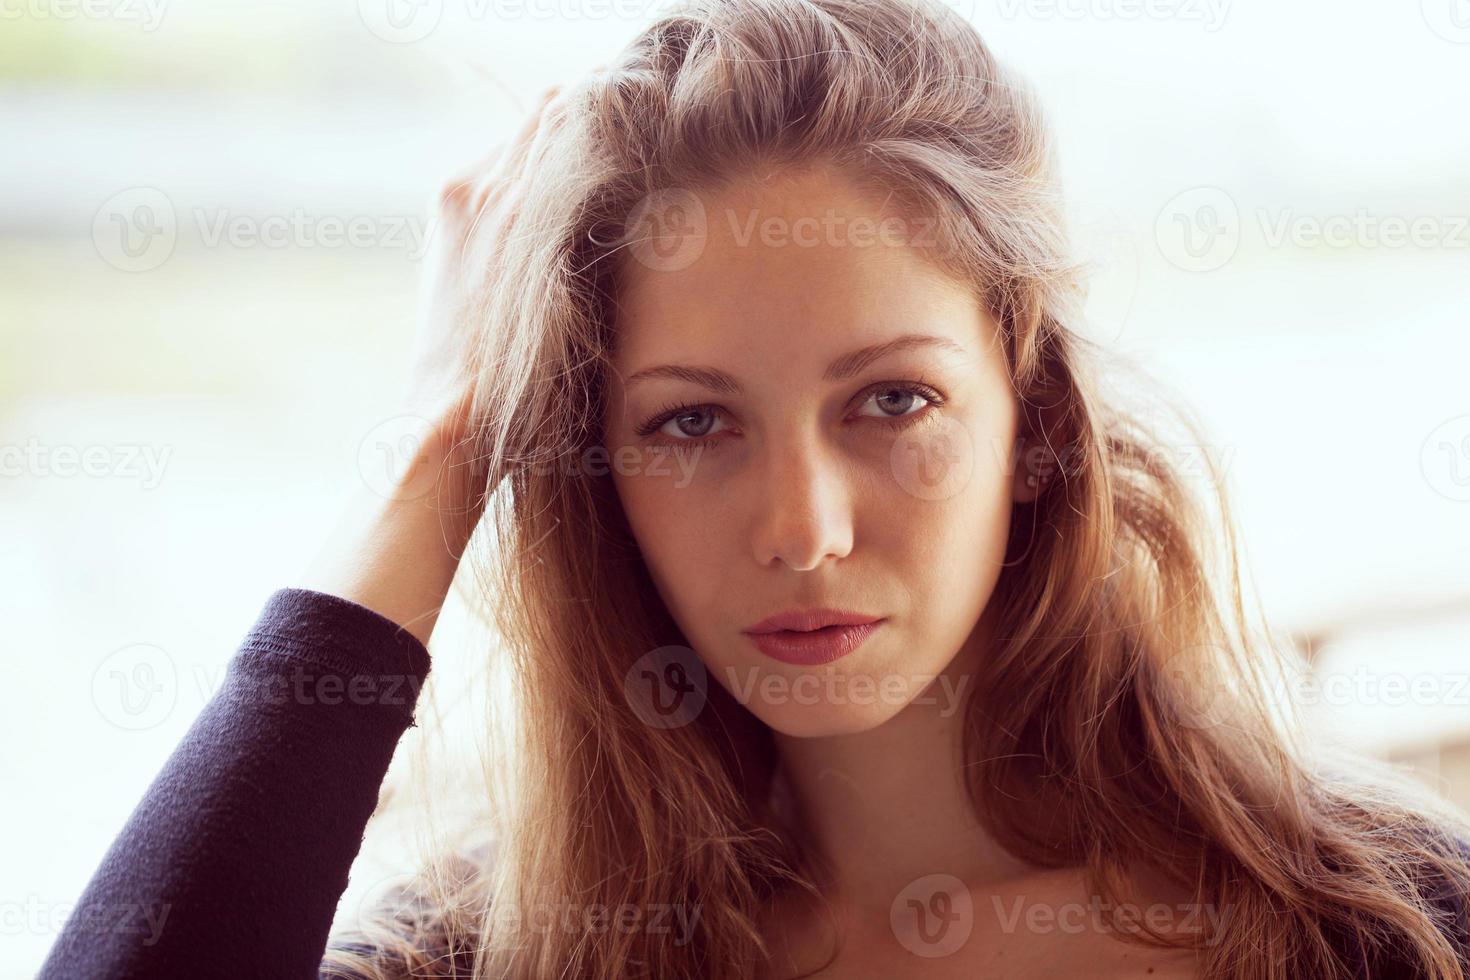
{"left": 604, "top": 163, "right": 1025, "bottom": 738}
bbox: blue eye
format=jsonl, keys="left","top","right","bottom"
{"left": 657, "top": 407, "right": 729, "bottom": 440}
{"left": 855, "top": 385, "right": 932, "bottom": 419}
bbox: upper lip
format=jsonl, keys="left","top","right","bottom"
{"left": 743, "top": 609, "right": 883, "bottom": 634}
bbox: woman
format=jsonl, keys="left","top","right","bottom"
{"left": 41, "top": 0, "right": 1470, "bottom": 977}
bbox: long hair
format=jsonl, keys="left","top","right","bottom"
{"left": 319, "top": 1, "right": 1470, "bottom": 977}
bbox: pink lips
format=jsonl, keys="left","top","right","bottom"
{"left": 742, "top": 609, "right": 884, "bottom": 666}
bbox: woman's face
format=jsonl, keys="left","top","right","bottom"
{"left": 604, "top": 164, "right": 1029, "bottom": 737}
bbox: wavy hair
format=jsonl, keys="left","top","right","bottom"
{"left": 320, "top": 0, "right": 1470, "bottom": 977}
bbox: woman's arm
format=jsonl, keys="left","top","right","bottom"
{"left": 37, "top": 85, "right": 568, "bottom": 980}
{"left": 37, "top": 406, "right": 483, "bottom": 980}
{"left": 301, "top": 409, "right": 488, "bottom": 650}
{"left": 37, "top": 583, "right": 434, "bottom": 980}
{"left": 299, "top": 82, "right": 570, "bottom": 646}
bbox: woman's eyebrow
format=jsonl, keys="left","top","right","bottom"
{"left": 622, "top": 333, "right": 969, "bottom": 394}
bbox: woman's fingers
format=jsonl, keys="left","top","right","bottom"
{"left": 485, "top": 85, "right": 564, "bottom": 193}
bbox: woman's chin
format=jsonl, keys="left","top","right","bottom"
{"left": 733, "top": 683, "right": 916, "bottom": 738}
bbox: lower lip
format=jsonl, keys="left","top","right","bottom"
{"left": 743, "top": 621, "right": 883, "bottom": 666}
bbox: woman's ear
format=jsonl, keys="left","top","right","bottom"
{"left": 1011, "top": 433, "right": 1056, "bottom": 503}
{"left": 1011, "top": 388, "right": 1069, "bottom": 504}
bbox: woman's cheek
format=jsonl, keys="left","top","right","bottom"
{"left": 884, "top": 413, "right": 978, "bottom": 503}
{"left": 609, "top": 440, "right": 725, "bottom": 496}
{"left": 611, "top": 449, "right": 727, "bottom": 606}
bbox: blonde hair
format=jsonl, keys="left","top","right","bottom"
{"left": 320, "top": 1, "right": 1470, "bottom": 977}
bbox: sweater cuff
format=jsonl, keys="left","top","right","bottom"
{"left": 235, "top": 587, "right": 433, "bottom": 720}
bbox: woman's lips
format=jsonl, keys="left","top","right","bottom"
{"left": 743, "top": 620, "right": 884, "bottom": 666}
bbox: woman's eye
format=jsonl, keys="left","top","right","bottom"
{"left": 638, "top": 382, "right": 942, "bottom": 441}
{"left": 855, "top": 385, "right": 932, "bottom": 420}
{"left": 658, "top": 407, "right": 728, "bottom": 440}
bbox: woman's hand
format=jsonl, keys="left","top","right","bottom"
{"left": 297, "top": 85, "right": 568, "bottom": 647}
{"left": 402, "top": 83, "right": 566, "bottom": 431}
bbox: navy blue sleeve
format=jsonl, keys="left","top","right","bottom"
{"left": 38, "top": 587, "right": 433, "bottom": 980}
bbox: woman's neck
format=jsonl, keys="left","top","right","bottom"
{"left": 768, "top": 624, "right": 1038, "bottom": 911}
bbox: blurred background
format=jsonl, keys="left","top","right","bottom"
{"left": 4, "top": 0, "right": 1470, "bottom": 974}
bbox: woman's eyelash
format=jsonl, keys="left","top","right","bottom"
{"left": 634, "top": 401, "right": 718, "bottom": 438}
{"left": 633, "top": 379, "right": 947, "bottom": 439}
{"left": 859, "top": 377, "right": 946, "bottom": 419}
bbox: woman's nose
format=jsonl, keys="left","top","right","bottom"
{"left": 749, "top": 437, "right": 855, "bottom": 571}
